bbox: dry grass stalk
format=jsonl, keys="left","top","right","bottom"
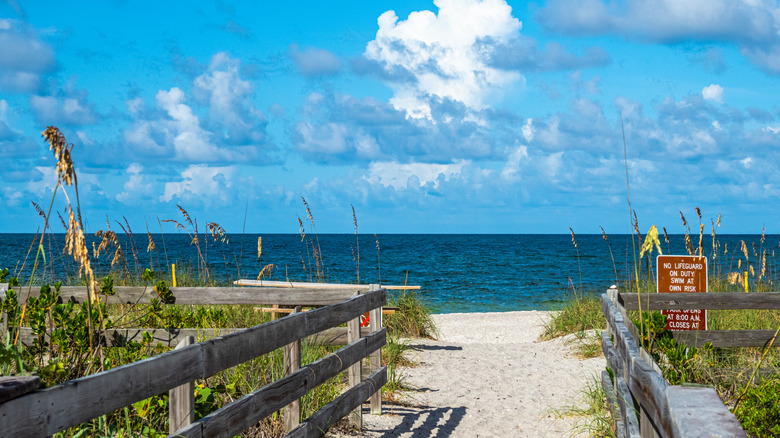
{"left": 375, "top": 233, "right": 381, "bottom": 285}
{"left": 257, "top": 264, "right": 274, "bottom": 280}
{"left": 56, "top": 211, "right": 68, "bottom": 231}
{"left": 95, "top": 229, "right": 125, "bottom": 268}
{"left": 257, "top": 236, "right": 262, "bottom": 259}
{"left": 300, "top": 197, "right": 323, "bottom": 280}
{"left": 64, "top": 208, "right": 98, "bottom": 301}
{"left": 164, "top": 204, "right": 210, "bottom": 280}
{"left": 36, "top": 127, "right": 100, "bottom": 356}
{"left": 207, "top": 222, "right": 228, "bottom": 243}
{"left": 146, "top": 231, "right": 156, "bottom": 252}
{"left": 663, "top": 226, "right": 671, "bottom": 254}
{"left": 680, "top": 211, "right": 694, "bottom": 255}
{"left": 352, "top": 205, "right": 360, "bottom": 284}
{"left": 31, "top": 201, "right": 45, "bottom": 218}
{"left": 698, "top": 223, "right": 704, "bottom": 257}
{"left": 42, "top": 126, "right": 75, "bottom": 186}
{"left": 600, "top": 226, "right": 618, "bottom": 284}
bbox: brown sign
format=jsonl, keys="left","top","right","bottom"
{"left": 657, "top": 255, "right": 707, "bottom": 331}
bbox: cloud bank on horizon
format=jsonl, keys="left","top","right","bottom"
{"left": 1, "top": 0, "right": 779, "bottom": 234}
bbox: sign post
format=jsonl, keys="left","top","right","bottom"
{"left": 656, "top": 255, "right": 707, "bottom": 331}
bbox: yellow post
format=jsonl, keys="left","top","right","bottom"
{"left": 172, "top": 264, "right": 177, "bottom": 288}
{"left": 744, "top": 271, "right": 748, "bottom": 293}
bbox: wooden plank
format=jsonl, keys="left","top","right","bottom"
{"left": 601, "top": 371, "right": 626, "bottom": 438}
{"left": 619, "top": 292, "right": 780, "bottom": 311}
{"left": 0, "top": 376, "right": 40, "bottom": 405}
{"left": 347, "top": 309, "right": 362, "bottom": 430}
{"left": 258, "top": 307, "right": 399, "bottom": 315}
{"left": 672, "top": 330, "right": 780, "bottom": 348}
{"left": 602, "top": 324, "right": 626, "bottom": 381}
{"left": 615, "top": 375, "right": 641, "bottom": 438}
{"left": 235, "top": 280, "right": 420, "bottom": 290}
{"left": 0, "top": 340, "right": 205, "bottom": 436}
{"left": 0, "top": 289, "right": 386, "bottom": 436}
{"left": 666, "top": 386, "right": 746, "bottom": 438}
{"left": 12, "top": 326, "right": 352, "bottom": 348}
{"left": 170, "top": 336, "right": 196, "bottom": 434}
{"left": 170, "top": 330, "right": 386, "bottom": 438}
{"left": 639, "top": 405, "right": 660, "bottom": 438}
{"left": 19, "top": 286, "right": 360, "bottom": 306}
{"left": 286, "top": 367, "right": 388, "bottom": 438}
{"left": 368, "top": 302, "right": 382, "bottom": 415}
{"left": 284, "top": 307, "right": 302, "bottom": 433}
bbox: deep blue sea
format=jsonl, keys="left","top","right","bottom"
{"left": 1, "top": 233, "right": 777, "bottom": 313}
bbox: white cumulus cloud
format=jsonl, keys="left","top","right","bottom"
{"left": 161, "top": 165, "right": 235, "bottom": 203}
{"left": 702, "top": 84, "right": 724, "bottom": 102}
{"left": 366, "top": 160, "right": 470, "bottom": 189}
{"left": 116, "top": 163, "right": 154, "bottom": 204}
{"left": 364, "top": 0, "right": 523, "bottom": 118}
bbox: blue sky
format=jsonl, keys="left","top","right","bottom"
{"left": 1, "top": 0, "right": 779, "bottom": 235}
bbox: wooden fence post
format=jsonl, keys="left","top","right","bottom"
{"left": 169, "top": 335, "right": 195, "bottom": 434}
{"left": 347, "top": 295, "right": 363, "bottom": 430}
{"left": 368, "top": 285, "right": 382, "bottom": 414}
{"left": 284, "top": 306, "right": 303, "bottom": 433}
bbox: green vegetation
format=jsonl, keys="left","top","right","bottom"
{"left": 384, "top": 289, "right": 437, "bottom": 339}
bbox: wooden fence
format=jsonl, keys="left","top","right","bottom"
{"left": 599, "top": 287, "right": 771, "bottom": 438}
{"left": 0, "top": 283, "right": 388, "bottom": 437}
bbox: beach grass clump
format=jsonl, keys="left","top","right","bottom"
{"left": 384, "top": 290, "right": 437, "bottom": 338}
{"left": 542, "top": 292, "right": 605, "bottom": 341}
{"left": 555, "top": 375, "right": 616, "bottom": 438}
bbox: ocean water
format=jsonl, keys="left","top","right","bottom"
{"left": 1, "top": 233, "right": 776, "bottom": 313}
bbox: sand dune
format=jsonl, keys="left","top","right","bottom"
{"left": 330, "top": 311, "right": 606, "bottom": 437}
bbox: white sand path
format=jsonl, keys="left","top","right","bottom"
{"left": 330, "top": 311, "right": 606, "bottom": 438}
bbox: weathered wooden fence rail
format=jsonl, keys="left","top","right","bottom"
{"left": 3, "top": 285, "right": 380, "bottom": 348}
{"left": 601, "top": 288, "right": 751, "bottom": 438}
{"left": 0, "top": 284, "right": 388, "bottom": 437}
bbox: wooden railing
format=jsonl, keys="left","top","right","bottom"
{"left": 0, "top": 284, "right": 387, "bottom": 437}
{"left": 600, "top": 288, "right": 759, "bottom": 438}
{"left": 3, "top": 284, "right": 381, "bottom": 348}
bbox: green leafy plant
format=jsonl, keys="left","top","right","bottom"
{"left": 733, "top": 376, "right": 780, "bottom": 437}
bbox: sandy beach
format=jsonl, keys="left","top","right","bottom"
{"left": 331, "top": 311, "right": 606, "bottom": 437}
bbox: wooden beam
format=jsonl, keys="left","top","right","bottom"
{"left": 347, "top": 308, "right": 362, "bottom": 430}
{"left": 256, "top": 306, "right": 399, "bottom": 315}
{"left": 368, "top": 302, "right": 382, "bottom": 414}
{"left": 600, "top": 371, "right": 627, "bottom": 438}
{"left": 11, "top": 326, "right": 355, "bottom": 348}
{"left": 284, "top": 307, "right": 302, "bottom": 433}
{"left": 13, "top": 285, "right": 361, "bottom": 306}
{"left": 169, "top": 336, "right": 195, "bottom": 434}
{"left": 619, "top": 292, "right": 780, "bottom": 311}
{"left": 666, "top": 386, "right": 745, "bottom": 437}
{"left": 672, "top": 330, "right": 780, "bottom": 348}
{"left": 0, "top": 376, "right": 40, "bottom": 405}
{"left": 234, "top": 279, "right": 420, "bottom": 290}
